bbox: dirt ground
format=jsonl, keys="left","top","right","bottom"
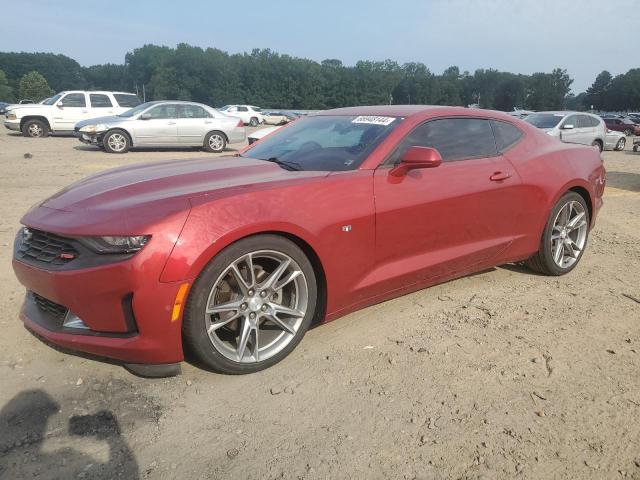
{"left": 0, "top": 128, "right": 639, "bottom": 480}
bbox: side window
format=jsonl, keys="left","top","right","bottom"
{"left": 237, "top": 106, "right": 249, "bottom": 112}
{"left": 391, "top": 118, "right": 498, "bottom": 163}
{"left": 588, "top": 116, "right": 601, "bottom": 127}
{"left": 147, "top": 104, "right": 179, "bottom": 119}
{"left": 180, "top": 105, "right": 209, "bottom": 119}
{"left": 114, "top": 94, "right": 141, "bottom": 108}
{"left": 61, "top": 93, "right": 86, "bottom": 107}
{"left": 491, "top": 121, "right": 523, "bottom": 152}
{"left": 563, "top": 115, "right": 578, "bottom": 128}
{"left": 89, "top": 94, "right": 113, "bottom": 108}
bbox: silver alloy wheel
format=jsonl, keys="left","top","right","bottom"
{"left": 208, "top": 134, "right": 224, "bottom": 151}
{"left": 108, "top": 133, "right": 127, "bottom": 152}
{"left": 28, "top": 123, "right": 43, "bottom": 137}
{"left": 205, "top": 250, "right": 308, "bottom": 363}
{"left": 616, "top": 138, "right": 626, "bottom": 150}
{"left": 550, "top": 200, "right": 588, "bottom": 269}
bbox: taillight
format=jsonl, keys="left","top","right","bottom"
{"left": 237, "top": 119, "right": 244, "bottom": 128}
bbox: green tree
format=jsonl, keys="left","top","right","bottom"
{"left": 0, "top": 69, "right": 13, "bottom": 101}
{"left": 585, "top": 71, "right": 612, "bottom": 110}
{"left": 18, "top": 71, "right": 54, "bottom": 101}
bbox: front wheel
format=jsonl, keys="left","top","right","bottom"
{"left": 592, "top": 140, "right": 603, "bottom": 153}
{"left": 526, "top": 192, "right": 590, "bottom": 276}
{"left": 204, "top": 131, "right": 226, "bottom": 153}
{"left": 182, "top": 235, "right": 318, "bottom": 374}
{"left": 22, "top": 120, "right": 49, "bottom": 138}
{"left": 103, "top": 130, "right": 130, "bottom": 153}
{"left": 249, "top": 117, "right": 259, "bottom": 127}
{"left": 615, "top": 137, "right": 626, "bottom": 151}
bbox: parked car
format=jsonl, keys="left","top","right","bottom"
{"left": 0, "top": 102, "right": 9, "bottom": 115}
{"left": 603, "top": 117, "right": 640, "bottom": 136}
{"left": 633, "top": 138, "right": 640, "bottom": 152}
{"left": 604, "top": 129, "right": 626, "bottom": 151}
{"left": 247, "top": 125, "right": 282, "bottom": 145}
{"left": 263, "top": 111, "right": 298, "bottom": 125}
{"left": 18, "top": 99, "right": 34, "bottom": 104}
{"left": 626, "top": 113, "right": 640, "bottom": 123}
{"left": 219, "top": 105, "right": 263, "bottom": 126}
{"left": 525, "top": 111, "right": 606, "bottom": 151}
{"left": 74, "top": 101, "right": 246, "bottom": 153}
{"left": 3, "top": 91, "right": 141, "bottom": 137}
{"left": 11, "top": 106, "right": 605, "bottom": 376}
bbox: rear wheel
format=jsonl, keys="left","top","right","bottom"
{"left": 592, "top": 140, "right": 603, "bottom": 152}
{"left": 183, "top": 235, "right": 318, "bottom": 374}
{"left": 103, "top": 130, "right": 130, "bottom": 153}
{"left": 526, "top": 192, "right": 589, "bottom": 276}
{"left": 615, "top": 137, "right": 626, "bottom": 151}
{"left": 249, "top": 117, "right": 259, "bottom": 127}
{"left": 22, "top": 120, "right": 49, "bottom": 138}
{"left": 203, "top": 131, "right": 226, "bottom": 153}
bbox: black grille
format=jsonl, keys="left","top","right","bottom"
{"left": 32, "top": 293, "right": 68, "bottom": 320}
{"left": 16, "top": 229, "right": 78, "bottom": 265}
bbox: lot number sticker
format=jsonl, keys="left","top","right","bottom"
{"left": 352, "top": 116, "right": 396, "bottom": 126}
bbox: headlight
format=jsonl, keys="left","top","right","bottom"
{"left": 79, "top": 124, "right": 108, "bottom": 133}
{"left": 77, "top": 235, "right": 151, "bottom": 254}
{"left": 7, "top": 113, "right": 17, "bottom": 120}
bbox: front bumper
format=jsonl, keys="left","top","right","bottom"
{"left": 4, "top": 119, "right": 21, "bottom": 131}
{"left": 74, "top": 130, "right": 106, "bottom": 145}
{"left": 13, "top": 252, "right": 187, "bottom": 365}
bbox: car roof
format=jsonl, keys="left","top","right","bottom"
{"left": 316, "top": 105, "right": 519, "bottom": 122}
{"left": 57, "top": 90, "right": 137, "bottom": 95}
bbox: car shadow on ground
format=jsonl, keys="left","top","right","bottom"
{"left": 0, "top": 389, "right": 139, "bottom": 479}
{"left": 605, "top": 170, "right": 640, "bottom": 193}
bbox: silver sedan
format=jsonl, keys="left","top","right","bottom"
{"left": 74, "top": 101, "right": 246, "bottom": 153}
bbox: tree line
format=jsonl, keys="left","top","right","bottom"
{"left": 0, "top": 44, "right": 637, "bottom": 112}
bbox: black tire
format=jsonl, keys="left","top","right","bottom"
{"left": 203, "top": 131, "right": 227, "bottom": 153}
{"left": 634, "top": 145, "right": 639, "bottom": 152}
{"left": 592, "top": 140, "right": 603, "bottom": 152}
{"left": 526, "top": 192, "right": 590, "bottom": 276}
{"left": 249, "top": 117, "right": 259, "bottom": 127}
{"left": 183, "top": 234, "right": 318, "bottom": 374}
{"left": 102, "top": 129, "right": 130, "bottom": 154}
{"left": 616, "top": 137, "right": 626, "bottom": 151}
{"left": 21, "top": 119, "right": 49, "bottom": 138}
{"left": 623, "top": 128, "right": 632, "bottom": 136}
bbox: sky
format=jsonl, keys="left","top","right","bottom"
{"left": 2, "top": 0, "right": 637, "bottom": 93}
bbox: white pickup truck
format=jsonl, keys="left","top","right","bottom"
{"left": 3, "top": 91, "right": 141, "bottom": 137}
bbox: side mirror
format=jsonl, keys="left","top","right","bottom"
{"left": 562, "top": 124, "right": 574, "bottom": 130}
{"left": 390, "top": 146, "right": 442, "bottom": 177}
{"left": 140, "top": 113, "right": 151, "bottom": 120}
{"left": 56, "top": 102, "right": 64, "bottom": 108}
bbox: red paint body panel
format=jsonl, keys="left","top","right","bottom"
{"left": 12, "top": 106, "right": 605, "bottom": 365}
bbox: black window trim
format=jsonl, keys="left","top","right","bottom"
{"left": 89, "top": 93, "right": 113, "bottom": 108}
{"left": 381, "top": 115, "right": 522, "bottom": 167}
{"left": 490, "top": 119, "right": 525, "bottom": 154}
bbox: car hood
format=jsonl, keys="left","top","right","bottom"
{"left": 75, "top": 115, "right": 127, "bottom": 128}
{"left": 23, "top": 156, "right": 329, "bottom": 235}
{"left": 41, "top": 156, "right": 329, "bottom": 213}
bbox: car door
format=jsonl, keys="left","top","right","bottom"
{"left": 52, "top": 93, "right": 91, "bottom": 130}
{"left": 88, "top": 93, "right": 115, "bottom": 118}
{"left": 559, "top": 114, "right": 581, "bottom": 144}
{"left": 177, "top": 104, "right": 214, "bottom": 145}
{"left": 372, "top": 117, "right": 523, "bottom": 294}
{"left": 236, "top": 106, "right": 250, "bottom": 124}
{"left": 131, "top": 104, "right": 179, "bottom": 145}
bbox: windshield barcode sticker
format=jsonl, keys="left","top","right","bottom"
{"left": 352, "top": 116, "right": 396, "bottom": 126}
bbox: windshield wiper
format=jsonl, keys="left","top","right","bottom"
{"left": 262, "top": 157, "right": 303, "bottom": 171}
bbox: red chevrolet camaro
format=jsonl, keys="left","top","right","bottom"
{"left": 12, "top": 106, "right": 605, "bottom": 376}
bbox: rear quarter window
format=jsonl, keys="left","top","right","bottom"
{"left": 114, "top": 94, "right": 142, "bottom": 108}
{"left": 491, "top": 121, "right": 523, "bottom": 152}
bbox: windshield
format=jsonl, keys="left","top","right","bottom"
{"left": 243, "top": 115, "right": 402, "bottom": 171}
{"left": 219, "top": 105, "right": 231, "bottom": 111}
{"left": 43, "top": 94, "right": 62, "bottom": 105}
{"left": 118, "top": 102, "right": 155, "bottom": 118}
{"left": 524, "top": 113, "right": 564, "bottom": 129}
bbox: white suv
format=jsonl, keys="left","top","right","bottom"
{"left": 219, "top": 105, "right": 264, "bottom": 126}
{"left": 3, "top": 91, "right": 141, "bottom": 137}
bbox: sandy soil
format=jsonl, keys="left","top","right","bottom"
{"left": 0, "top": 128, "right": 639, "bottom": 480}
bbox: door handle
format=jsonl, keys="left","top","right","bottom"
{"left": 490, "top": 171, "right": 512, "bottom": 181}
{"left": 204, "top": 120, "right": 213, "bottom": 124}
{"left": 167, "top": 121, "right": 177, "bottom": 125}
{"left": 82, "top": 110, "right": 88, "bottom": 113}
